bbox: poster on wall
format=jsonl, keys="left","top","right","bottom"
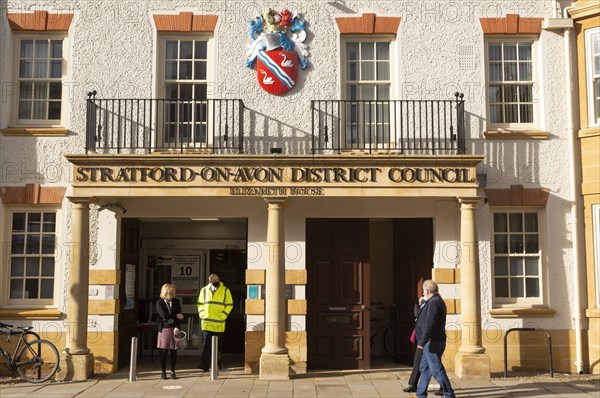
{"left": 157, "top": 256, "right": 174, "bottom": 267}
{"left": 125, "top": 264, "right": 136, "bottom": 310}
{"left": 171, "top": 256, "right": 200, "bottom": 296}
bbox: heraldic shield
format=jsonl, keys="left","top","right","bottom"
{"left": 246, "top": 8, "right": 309, "bottom": 96}
{"left": 256, "top": 49, "right": 298, "bottom": 95}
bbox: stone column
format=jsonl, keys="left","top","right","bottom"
{"left": 57, "top": 197, "right": 94, "bottom": 381}
{"left": 454, "top": 197, "right": 490, "bottom": 378}
{"left": 259, "top": 197, "right": 290, "bottom": 380}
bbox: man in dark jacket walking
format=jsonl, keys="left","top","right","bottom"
{"left": 415, "top": 280, "right": 456, "bottom": 398}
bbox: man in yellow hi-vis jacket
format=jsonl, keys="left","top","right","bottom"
{"left": 197, "top": 273, "right": 233, "bottom": 371}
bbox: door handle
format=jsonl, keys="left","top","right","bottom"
{"left": 361, "top": 305, "right": 369, "bottom": 311}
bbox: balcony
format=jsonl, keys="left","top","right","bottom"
{"left": 85, "top": 91, "right": 244, "bottom": 154}
{"left": 311, "top": 94, "right": 466, "bottom": 154}
{"left": 85, "top": 92, "right": 466, "bottom": 155}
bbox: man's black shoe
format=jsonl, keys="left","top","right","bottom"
{"left": 198, "top": 365, "right": 209, "bottom": 372}
{"left": 434, "top": 388, "right": 443, "bottom": 396}
{"left": 402, "top": 385, "right": 417, "bottom": 393}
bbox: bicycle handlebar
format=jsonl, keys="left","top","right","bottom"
{"left": 0, "top": 322, "right": 35, "bottom": 334}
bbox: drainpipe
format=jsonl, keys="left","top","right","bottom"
{"left": 562, "top": 4, "right": 585, "bottom": 375}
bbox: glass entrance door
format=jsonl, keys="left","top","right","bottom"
{"left": 145, "top": 253, "right": 207, "bottom": 355}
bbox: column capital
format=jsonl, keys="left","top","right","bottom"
{"left": 457, "top": 196, "right": 481, "bottom": 206}
{"left": 264, "top": 196, "right": 288, "bottom": 205}
{"left": 67, "top": 196, "right": 95, "bottom": 205}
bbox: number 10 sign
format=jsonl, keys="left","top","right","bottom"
{"left": 170, "top": 255, "right": 200, "bottom": 296}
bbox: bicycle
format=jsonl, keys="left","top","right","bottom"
{"left": 369, "top": 305, "right": 396, "bottom": 359}
{"left": 0, "top": 321, "right": 59, "bottom": 383}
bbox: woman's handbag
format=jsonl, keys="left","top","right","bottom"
{"left": 174, "top": 330, "right": 187, "bottom": 350}
{"left": 409, "top": 328, "right": 416, "bottom": 344}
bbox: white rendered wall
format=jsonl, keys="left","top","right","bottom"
{"left": 0, "top": 1, "right": 577, "bottom": 336}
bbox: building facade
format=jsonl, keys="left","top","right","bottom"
{"left": 0, "top": 0, "right": 597, "bottom": 380}
{"left": 571, "top": 0, "right": 600, "bottom": 378}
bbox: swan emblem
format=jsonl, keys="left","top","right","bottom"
{"left": 261, "top": 70, "right": 274, "bottom": 85}
{"left": 280, "top": 52, "right": 293, "bottom": 68}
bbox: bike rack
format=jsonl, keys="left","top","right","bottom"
{"left": 503, "top": 327, "right": 553, "bottom": 378}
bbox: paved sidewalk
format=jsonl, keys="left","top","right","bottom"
{"left": 0, "top": 358, "right": 598, "bottom": 397}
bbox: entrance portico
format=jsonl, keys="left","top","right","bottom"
{"left": 65, "top": 154, "right": 486, "bottom": 379}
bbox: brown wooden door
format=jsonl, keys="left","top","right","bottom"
{"left": 307, "top": 219, "right": 370, "bottom": 369}
{"left": 393, "top": 218, "right": 433, "bottom": 364}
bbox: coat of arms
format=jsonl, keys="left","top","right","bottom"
{"left": 246, "top": 9, "right": 309, "bottom": 95}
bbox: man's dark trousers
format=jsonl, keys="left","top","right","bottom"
{"left": 201, "top": 330, "right": 224, "bottom": 369}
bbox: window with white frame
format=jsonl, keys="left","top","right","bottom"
{"left": 585, "top": 27, "right": 600, "bottom": 127}
{"left": 15, "top": 35, "right": 66, "bottom": 125}
{"left": 492, "top": 211, "right": 542, "bottom": 304}
{"left": 160, "top": 37, "right": 212, "bottom": 148}
{"left": 8, "top": 210, "right": 56, "bottom": 304}
{"left": 486, "top": 39, "right": 537, "bottom": 127}
{"left": 342, "top": 39, "right": 392, "bottom": 146}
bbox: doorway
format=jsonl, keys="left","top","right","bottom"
{"left": 393, "top": 218, "right": 433, "bottom": 364}
{"left": 306, "top": 218, "right": 433, "bottom": 370}
{"left": 120, "top": 218, "right": 247, "bottom": 360}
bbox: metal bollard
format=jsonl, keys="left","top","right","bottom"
{"left": 129, "top": 337, "right": 138, "bottom": 382}
{"left": 210, "top": 335, "right": 219, "bottom": 380}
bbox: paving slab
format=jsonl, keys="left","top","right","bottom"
{"left": 347, "top": 382, "right": 380, "bottom": 397}
{"left": 1, "top": 357, "right": 599, "bottom": 398}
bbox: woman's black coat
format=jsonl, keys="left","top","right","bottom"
{"left": 156, "top": 298, "right": 182, "bottom": 332}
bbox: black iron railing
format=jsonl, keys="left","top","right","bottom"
{"left": 311, "top": 93, "right": 466, "bottom": 154}
{"left": 86, "top": 91, "right": 244, "bottom": 153}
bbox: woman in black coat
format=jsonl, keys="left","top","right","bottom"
{"left": 156, "top": 283, "right": 184, "bottom": 379}
{"left": 404, "top": 296, "right": 427, "bottom": 392}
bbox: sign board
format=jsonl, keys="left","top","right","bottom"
{"left": 125, "top": 264, "right": 136, "bottom": 310}
{"left": 171, "top": 256, "right": 200, "bottom": 296}
{"left": 156, "top": 255, "right": 200, "bottom": 296}
{"left": 89, "top": 285, "right": 115, "bottom": 300}
{"left": 248, "top": 285, "right": 260, "bottom": 300}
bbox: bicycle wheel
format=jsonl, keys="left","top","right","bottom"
{"left": 382, "top": 328, "right": 395, "bottom": 360}
{"left": 15, "top": 339, "right": 59, "bottom": 383}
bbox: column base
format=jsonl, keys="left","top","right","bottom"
{"left": 454, "top": 351, "right": 490, "bottom": 379}
{"left": 56, "top": 353, "right": 94, "bottom": 381}
{"left": 259, "top": 352, "right": 290, "bottom": 380}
